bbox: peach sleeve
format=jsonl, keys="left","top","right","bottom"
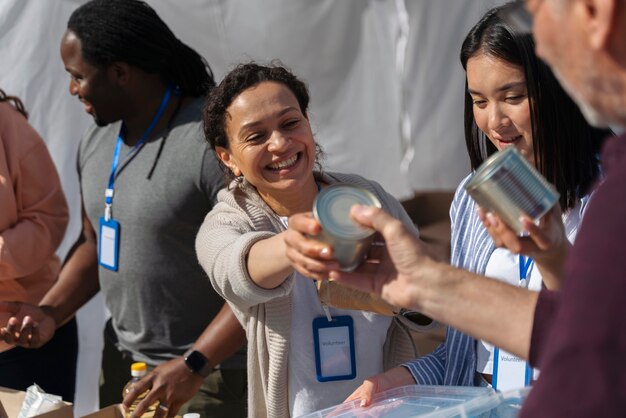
{"left": 0, "top": 105, "right": 69, "bottom": 280}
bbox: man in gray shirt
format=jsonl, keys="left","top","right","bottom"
{"left": 0, "top": 1, "right": 246, "bottom": 417}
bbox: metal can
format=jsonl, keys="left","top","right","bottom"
{"left": 464, "top": 147, "right": 559, "bottom": 234}
{"left": 312, "top": 184, "right": 381, "bottom": 271}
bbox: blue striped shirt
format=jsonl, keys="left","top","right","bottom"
{"left": 403, "top": 173, "right": 588, "bottom": 386}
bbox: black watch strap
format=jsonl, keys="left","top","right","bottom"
{"left": 184, "top": 349, "right": 212, "bottom": 378}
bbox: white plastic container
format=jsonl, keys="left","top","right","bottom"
{"left": 296, "top": 385, "right": 497, "bottom": 418}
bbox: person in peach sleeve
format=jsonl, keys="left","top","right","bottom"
{"left": 0, "top": 89, "right": 73, "bottom": 400}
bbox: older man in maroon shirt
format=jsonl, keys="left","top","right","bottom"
{"left": 285, "top": 0, "right": 626, "bottom": 415}
{"left": 515, "top": 0, "right": 626, "bottom": 416}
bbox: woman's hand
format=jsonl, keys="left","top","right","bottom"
{"left": 0, "top": 301, "right": 57, "bottom": 348}
{"left": 478, "top": 205, "right": 571, "bottom": 289}
{"left": 284, "top": 212, "right": 340, "bottom": 280}
{"left": 344, "top": 367, "right": 415, "bottom": 407}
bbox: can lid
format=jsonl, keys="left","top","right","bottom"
{"left": 313, "top": 184, "right": 381, "bottom": 239}
{"left": 130, "top": 362, "right": 147, "bottom": 376}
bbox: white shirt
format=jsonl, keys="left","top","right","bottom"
{"left": 280, "top": 217, "right": 391, "bottom": 417}
{"left": 476, "top": 199, "right": 584, "bottom": 376}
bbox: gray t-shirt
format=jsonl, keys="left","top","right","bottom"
{"left": 78, "top": 97, "right": 242, "bottom": 367}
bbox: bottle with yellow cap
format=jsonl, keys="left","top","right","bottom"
{"left": 122, "top": 362, "right": 158, "bottom": 418}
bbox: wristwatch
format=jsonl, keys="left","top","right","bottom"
{"left": 183, "top": 349, "right": 212, "bottom": 377}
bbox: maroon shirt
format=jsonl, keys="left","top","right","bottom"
{"left": 521, "top": 134, "right": 626, "bottom": 417}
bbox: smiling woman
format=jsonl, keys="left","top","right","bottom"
{"left": 196, "top": 63, "right": 421, "bottom": 418}
{"left": 466, "top": 55, "right": 534, "bottom": 165}
{"left": 344, "top": 1, "right": 614, "bottom": 407}
{"left": 215, "top": 80, "right": 318, "bottom": 216}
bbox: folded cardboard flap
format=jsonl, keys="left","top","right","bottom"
{"left": 0, "top": 397, "right": 7, "bottom": 418}
{"left": 401, "top": 191, "right": 454, "bottom": 263}
{"left": 0, "top": 387, "right": 72, "bottom": 418}
{"left": 79, "top": 406, "right": 180, "bottom": 418}
{"left": 79, "top": 405, "right": 124, "bottom": 418}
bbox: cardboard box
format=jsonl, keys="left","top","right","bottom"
{"left": 79, "top": 405, "right": 124, "bottom": 418}
{"left": 0, "top": 387, "right": 73, "bottom": 418}
{"left": 400, "top": 191, "right": 454, "bottom": 356}
{"left": 79, "top": 405, "right": 180, "bottom": 418}
{"left": 401, "top": 191, "right": 454, "bottom": 263}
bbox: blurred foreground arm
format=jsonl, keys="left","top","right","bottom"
{"left": 328, "top": 205, "right": 538, "bottom": 360}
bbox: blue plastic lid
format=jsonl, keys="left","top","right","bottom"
{"left": 313, "top": 184, "right": 381, "bottom": 240}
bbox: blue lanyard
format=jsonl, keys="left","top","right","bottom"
{"left": 104, "top": 86, "right": 173, "bottom": 221}
{"left": 518, "top": 255, "right": 534, "bottom": 288}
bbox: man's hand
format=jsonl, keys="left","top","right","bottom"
{"left": 344, "top": 367, "right": 415, "bottom": 407}
{"left": 328, "top": 205, "right": 436, "bottom": 312}
{"left": 123, "top": 357, "right": 204, "bottom": 418}
{"left": 0, "top": 301, "right": 56, "bottom": 348}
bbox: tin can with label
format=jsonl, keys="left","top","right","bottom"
{"left": 464, "top": 147, "right": 559, "bottom": 234}
{"left": 312, "top": 184, "right": 381, "bottom": 271}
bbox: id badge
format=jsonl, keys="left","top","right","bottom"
{"left": 312, "top": 315, "right": 356, "bottom": 382}
{"left": 493, "top": 347, "right": 532, "bottom": 391}
{"left": 99, "top": 217, "right": 120, "bottom": 271}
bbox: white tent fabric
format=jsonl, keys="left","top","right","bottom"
{"left": 0, "top": 0, "right": 503, "bottom": 413}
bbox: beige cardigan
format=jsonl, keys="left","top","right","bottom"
{"left": 196, "top": 172, "right": 420, "bottom": 417}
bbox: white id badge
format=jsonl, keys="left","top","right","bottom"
{"left": 312, "top": 315, "right": 356, "bottom": 382}
{"left": 493, "top": 347, "right": 532, "bottom": 392}
{"left": 99, "top": 217, "right": 120, "bottom": 271}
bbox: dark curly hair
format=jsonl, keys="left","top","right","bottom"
{"left": 203, "top": 62, "right": 324, "bottom": 183}
{"left": 67, "top": 0, "right": 214, "bottom": 97}
{"left": 0, "top": 89, "right": 27, "bottom": 119}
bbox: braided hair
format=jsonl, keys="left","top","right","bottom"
{"left": 67, "top": 0, "right": 214, "bottom": 97}
{"left": 0, "top": 89, "right": 28, "bottom": 119}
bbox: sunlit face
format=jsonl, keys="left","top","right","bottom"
{"left": 529, "top": 0, "right": 610, "bottom": 127}
{"left": 216, "top": 81, "right": 317, "bottom": 199}
{"left": 60, "top": 30, "right": 120, "bottom": 126}
{"left": 467, "top": 53, "right": 535, "bottom": 165}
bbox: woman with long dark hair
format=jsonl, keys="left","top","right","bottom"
{"left": 344, "top": 3, "right": 612, "bottom": 404}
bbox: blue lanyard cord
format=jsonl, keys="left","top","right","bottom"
{"left": 518, "top": 255, "right": 534, "bottom": 287}
{"left": 104, "top": 86, "right": 173, "bottom": 220}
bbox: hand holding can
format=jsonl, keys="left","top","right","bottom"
{"left": 464, "top": 147, "right": 559, "bottom": 234}
{"left": 312, "top": 184, "right": 381, "bottom": 271}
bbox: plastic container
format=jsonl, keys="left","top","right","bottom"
{"left": 312, "top": 184, "right": 381, "bottom": 271}
{"left": 476, "top": 387, "right": 532, "bottom": 418}
{"left": 297, "top": 385, "right": 532, "bottom": 418}
{"left": 122, "top": 362, "right": 157, "bottom": 418}
{"left": 296, "top": 385, "right": 497, "bottom": 418}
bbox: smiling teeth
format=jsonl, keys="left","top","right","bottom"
{"left": 269, "top": 154, "right": 298, "bottom": 170}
